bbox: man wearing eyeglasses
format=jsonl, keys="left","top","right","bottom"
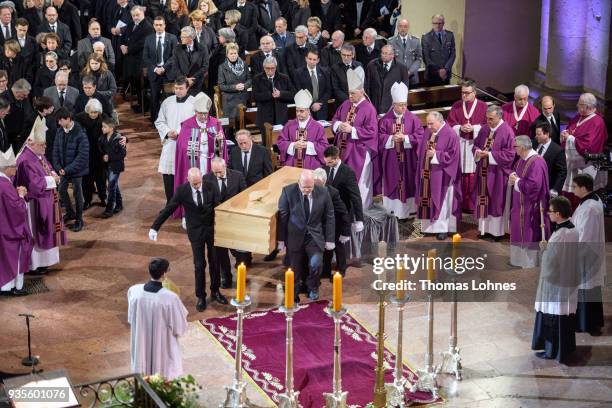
{"left": 421, "top": 14, "right": 455, "bottom": 85}
{"left": 447, "top": 80, "right": 488, "bottom": 214}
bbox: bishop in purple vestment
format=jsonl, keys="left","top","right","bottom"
{"left": 502, "top": 84, "right": 540, "bottom": 136}
{"left": 472, "top": 105, "right": 516, "bottom": 238}
{"left": 446, "top": 80, "right": 488, "bottom": 212}
{"left": 378, "top": 82, "right": 424, "bottom": 219}
{"left": 15, "top": 118, "right": 66, "bottom": 272}
{"left": 415, "top": 112, "right": 462, "bottom": 240}
{"left": 174, "top": 94, "right": 227, "bottom": 218}
{"left": 0, "top": 149, "right": 33, "bottom": 295}
{"left": 332, "top": 68, "right": 378, "bottom": 209}
{"left": 277, "top": 89, "right": 328, "bottom": 169}
{"left": 509, "top": 135, "right": 551, "bottom": 268}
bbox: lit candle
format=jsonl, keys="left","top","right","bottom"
{"left": 285, "top": 269, "right": 294, "bottom": 309}
{"left": 396, "top": 267, "right": 405, "bottom": 299}
{"left": 452, "top": 233, "right": 461, "bottom": 267}
{"left": 236, "top": 262, "right": 246, "bottom": 302}
{"left": 427, "top": 249, "right": 437, "bottom": 282}
{"left": 333, "top": 272, "right": 342, "bottom": 312}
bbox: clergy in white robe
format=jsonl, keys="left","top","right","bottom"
{"left": 532, "top": 196, "right": 580, "bottom": 362}
{"left": 571, "top": 174, "right": 605, "bottom": 335}
{"left": 128, "top": 258, "right": 188, "bottom": 379}
{"left": 154, "top": 79, "right": 197, "bottom": 203}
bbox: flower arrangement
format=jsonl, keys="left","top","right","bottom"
{"left": 144, "top": 374, "right": 202, "bottom": 408}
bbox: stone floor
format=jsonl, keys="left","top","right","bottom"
{"left": 1, "top": 100, "right": 611, "bottom": 407}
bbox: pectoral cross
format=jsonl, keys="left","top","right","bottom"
{"left": 187, "top": 128, "right": 200, "bottom": 167}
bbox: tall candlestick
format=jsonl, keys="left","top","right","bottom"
{"left": 332, "top": 273, "right": 342, "bottom": 312}
{"left": 427, "top": 249, "right": 436, "bottom": 282}
{"left": 396, "top": 267, "right": 405, "bottom": 300}
{"left": 236, "top": 263, "right": 246, "bottom": 302}
{"left": 285, "top": 269, "right": 294, "bottom": 309}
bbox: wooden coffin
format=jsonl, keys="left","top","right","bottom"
{"left": 214, "top": 166, "right": 304, "bottom": 254}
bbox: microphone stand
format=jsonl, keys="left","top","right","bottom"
{"left": 19, "top": 314, "right": 42, "bottom": 374}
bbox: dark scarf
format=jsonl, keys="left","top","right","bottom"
{"left": 552, "top": 219, "right": 574, "bottom": 233}
{"left": 144, "top": 280, "right": 163, "bottom": 293}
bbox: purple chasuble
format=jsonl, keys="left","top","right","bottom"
{"left": 415, "top": 123, "right": 462, "bottom": 222}
{"left": 331, "top": 99, "right": 378, "bottom": 180}
{"left": 510, "top": 154, "right": 551, "bottom": 246}
{"left": 174, "top": 115, "right": 228, "bottom": 218}
{"left": 472, "top": 121, "right": 516, "bottom": 218}
{"left": 377, "top": 109, "right": 423, "bottom": 202}
{"left": 0, "top": 176, "right": 33, "bottom": 286}
{"left": 277, "top": 118, "right": 329, "bottom": 169}
{"left": 15, "top": 146, "right": 67, "bottom": 249}
{"left": 502, "top": 102, "right": 540, "bottom": 136}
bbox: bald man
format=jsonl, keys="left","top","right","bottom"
{"left": 388, "top": 18, "right": 422, "bottom": 85}
{"left": 532, "top": 96, "right": 561, "bottom": 145}
{"left": 277, "top": 170, "right": 335, "bottom": 302}
{"left": 150, "top": 167, "right": 228, "bottom": 312}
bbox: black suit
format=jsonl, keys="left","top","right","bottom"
{"left": 185, "top": 0, "right": 199, "bottom": 11}
{"left": 538, "top": 141, "right": 567, "bottom": 194}
{"left": 143, "top": 32, "right": 178, "bottom": 120}
{"left": 532, "top": 112, "right": 561, "bottom": 145}
{"left": 57, "top": 0, "right": 82, "bottom": 48}
{"left": 320, "top": 45, "right": 342, "bottom": 68}
{"left": 252, "top": 71, "right": 294, "bottom": 134}
{"left": 278, "top": 183, "right": 335, "bottom": 295}
{"left": 254, "top": 0, "right": 282, "bottom": 37}
{"left": 151, "top": 181, "right": 219, "bottom": 298}
{"left": 293, "top": 65, "right": 332, "bottom": 120}
{"left": 330, "top": 60, "right": 363, "bottom": 108}
{"left": 0, "top": 117, "right": 9, "bottom": 153}
{"left": 0, "top": 22, "right": 16, "bottom": 47}
{"left": 365, "top": 59, "right": 411, "bottom": 114}
{"left": 344, "top": 0, "right": 374, "bottom": 39}
{"left": 311, "top": 1, "right": 342, "bottom": 35}
{"left": 6, "top": 92, "right": 35, "bottom": 153}
{"left": 322, "top": 184, "right": 351, "bottom": 277}
{"left": 355, "top": 41, "right": 382, "bottom": 68}
{"left": 325, "top": 162, "right": 364, "bottom": 222}
{"left": 229, "top": 143, "right": 273, "bottom": 187}
{"left": 38, "top": 21, "right": 73, "bottom": 55}
{"left": 204, "top": 169, "right": 247, "bottom": 282}
{"left": 74, "top": 91, "right": 114, "bottom": 117}
{"left": 250, "top": 49, "right": 285, "bottom": 78}
{"left": 170, "top": 42, "right": 209, "bottom": 96}
{"left": 16, "top": 36, "right": 39, "bottom": 77}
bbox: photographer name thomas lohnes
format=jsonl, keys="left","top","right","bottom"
{"left": 373, "top": 279, "right": 517, "bottom": 291}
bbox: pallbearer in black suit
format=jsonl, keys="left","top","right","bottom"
{"left": 143, "top": 16, "right": 178, "bottom": 122}
{"left": 229, "top": 129, "right": 273, "bottom": 187}
{"left": 313, "top": 168, "right": 351, "bottom": 279}
{"left": 534, "top": 122, "right": 566, "bottom": 198}
{"left": 149, "top": 167, "right": 229, "bottom": 312}
{"left": 278, "top": 170, "right": 335, "bottom": 302}
{"left": 203, "top": 158, "right": 247, "bottom": 288}
{"left": 532, "top": 96, "right": 561, "bottom": 144}
{"left": 323, "top": 146, "right": 365, "bottom": 232}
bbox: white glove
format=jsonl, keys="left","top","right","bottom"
{"left": 181, "top": 217, "right": 187, "bottom": 230}
{"left": 338, "top": 235, "right": 350, "bottom": 244}
{"left": 353, "top": 221, "right": 364, "bottom": 233}
{"left": 148, "top": 229, "right": 158, "bottom": 241}
{"left": 325, "top": 242, "right": 336, "bottom": 250}
{"left": 277, "top": 241, "right": 286, "bottom": 252}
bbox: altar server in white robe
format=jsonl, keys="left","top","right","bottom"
{"left": 128, "top": 258, "right": 188, "bottom": 379}
{"left": 154, "top": 77, "right": 197, "bottom": 203}
{"left": 532, "top": 196, "right": 580, "bottom": 362}
{"left": 571, "top": 173, "right": 605, "bottom": 335}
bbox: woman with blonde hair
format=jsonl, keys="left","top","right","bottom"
{"left": 306, "top": 16, "right": 326, "bottom": 50}
{"left": 224, "top": 9, "right": 254, "bottom": 52}
{"left": 218, "top": 42, "right": 251, "bottom": 120}
{"left": 164, "top": 0, "right": 190, "bottom": 37}
{"left": 81, "top": 54, "right": 117, "bottom": 103}
{"left": 189, "top": 9, "right": 217, "bottom": 53}
{"left": 0, "top": 40, "right": 29, "bottom": 86}
{"left": 197, "top": 0, "right": 221, "bottom": 34}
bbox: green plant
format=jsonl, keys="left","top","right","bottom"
{"left": 144, "top": 374, "right": 202, "bottom": 408}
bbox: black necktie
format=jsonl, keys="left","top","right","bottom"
{"left": 3, "top": 25, "right": 9, "bottom": 39}
{"left": 156, "top": 36, "right": 163, "bottom": 65}
{"left": 303, "top": 194, "right": 310, "bottom": 221}
{"left": 437, "top": 32, "right": 442, "bottom": 44}
{"left": 59, "top": 90, "right": 65, "bottom": 106}
{"left": 196, "top": 190, "right": 203, "bottom": 208}
{"left": 51, "top": 25, "right": 56, "bottom": 33}
{"left": 243, "top": 151, "right": 248, "bottom": 175}
{"left": 220, "top": 178, "right": 227, "bottom": 197}
{"left": 329, "top": 167, "right": 335, "bottom": 182}
{"left": 402, "top": 38, "right": 407, "bottom": 49}
{"left": 537, "top": 145, "right": 544, "bottom": 155}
